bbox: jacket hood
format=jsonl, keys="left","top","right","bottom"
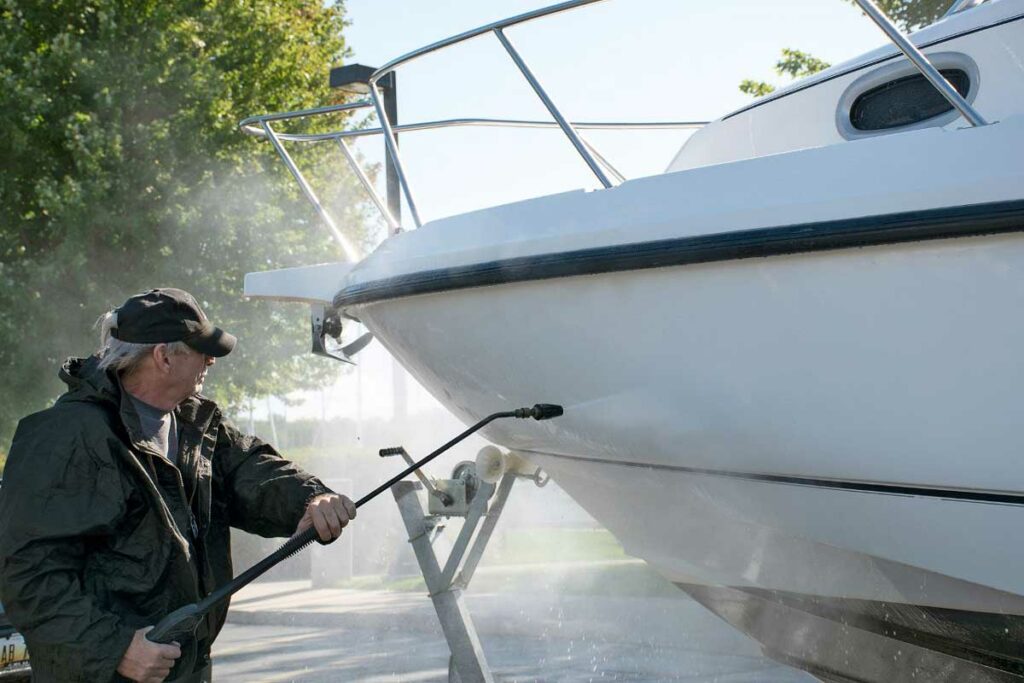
{"left": 58, "top": 356, "right": 120, "bottom": 407}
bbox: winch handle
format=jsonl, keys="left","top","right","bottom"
{"left": 147, "top": 403, "right": 564, "bottom": 644}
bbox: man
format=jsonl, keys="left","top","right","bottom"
{"left": 0, "top": 288, "right": 355, "bottom": 682}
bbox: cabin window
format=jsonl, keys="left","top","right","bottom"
{"left": 849, "top": 69, "right": 971, "bottom": 131}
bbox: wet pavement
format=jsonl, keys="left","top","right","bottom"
{"left": 213, "top": 580, "right": 812, "bottom": 682}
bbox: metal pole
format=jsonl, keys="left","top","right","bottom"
{"left": 440, "top": 480, "right": 495, "bottom": 588}
{"left": 852, "top": 0, "right": 986, "bottom": 127}
{"left": 455, "top": 473, "right": 516, "bottom": 589}
{"left": 493, "top": 27, "right": 614, "bottom": 188}
{"left": 393, "top": 482, "right": 494, "bottom": 683}
{"left": 336, "top": 138, "right": 399, "bottom": 230}
{"left": 370, "top": 0, "right": 609, "bottom": 80}
{"left": 259, "top": 121, "right": 360, "bottom": 261}
{"left": 370, "top": 83, "right": 423, "bottom": 227}
{"left": 382, "top": 75, "right": 403, "bottom": 233}
{"left": 244, "top": 116, "right": 709, "bottom": 144}
{"left": 580, "top": 136, "right": 626, "bottom": 184}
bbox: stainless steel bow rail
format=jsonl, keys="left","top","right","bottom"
{"left": 238, "top": 106, "right": 704, "bottom": 242}
{"left": 240, "top": 0, "right": 988, "bottom": 252}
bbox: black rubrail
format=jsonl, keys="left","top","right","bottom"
{"left": 334, "top": 199, "right": 1024, "bottom": 309}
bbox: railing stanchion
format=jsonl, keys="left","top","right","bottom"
{"left": 580, "top": 137, "right": 626, "bottom": 184}
{"left": 852, "top": 0, "right": 986, "bottom": 127}
{"left": 337, "top": 138, "right": 400, "bottom": 231}
{"left": 260, "top": 121, "right": 360, "bottom": 261}
{"left": 493, "top": 28, "right": 615, "bottom": 189}
{"left": 370, "top": 83, "right": 422, "bottom": 228}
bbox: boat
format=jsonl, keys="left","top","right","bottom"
{"left": 240, "top": 0, "right": 1024, "bottom": 680}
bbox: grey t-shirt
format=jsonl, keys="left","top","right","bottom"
{"left": 128, "top": 395, "right": 179, "bottom": 465}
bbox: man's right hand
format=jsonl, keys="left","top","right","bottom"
{"left": 116, "top": 627, "right": 182, "bottom": 682}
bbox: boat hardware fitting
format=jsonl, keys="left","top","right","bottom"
{"left": 431, "top": 461, "right": 483, "bottom": 517}
{"left": 147, "top": 403, "right": 564, "bottom": 645}
{"left": 476, "top": 446, "right": 549, "bottom": 487}
{"left": 311, "top": 303, "right": 373, "bottom": 364}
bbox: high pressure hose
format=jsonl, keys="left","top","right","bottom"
{"left": 148, "top": 403, "right": 563, "bottom": 644}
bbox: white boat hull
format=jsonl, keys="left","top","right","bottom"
{"left": 350, "top": 232, "right": 1024, "bottom": 607}
{"left": 341, "top": 231, "right": 1024, "bottom": 678}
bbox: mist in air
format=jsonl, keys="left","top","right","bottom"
{"left": 219, "top": 340, "right": 811, "bottom": 681}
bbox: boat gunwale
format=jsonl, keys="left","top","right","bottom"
{"left": 334, "top": 198, "right": 1024, "bottom": 309}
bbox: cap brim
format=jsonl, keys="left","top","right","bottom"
{"left": 185, "top": 326, "right": 236, "bottom": 357}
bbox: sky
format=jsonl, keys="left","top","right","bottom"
{"left": 340, "top": 0, "right": 890, "bottom": 221}
{"left": 271, "top": 0, "right": 919, "bottom": 421}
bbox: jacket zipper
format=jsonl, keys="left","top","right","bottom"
{"left": 133, "top": 438, "right": 204, "bottom": 600}
{"left": 118, "top": 392, "right": 206, "bottom": 613}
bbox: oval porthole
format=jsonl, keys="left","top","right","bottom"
{"left": 849, "top": 69, "right": 970, "bottom": 131}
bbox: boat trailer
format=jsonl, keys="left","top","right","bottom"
{"left": 389, "top": 445, "right": 550, "bottom": 683}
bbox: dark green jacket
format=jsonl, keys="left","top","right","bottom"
{"left": 0, "top": 357, "right": 330, "bottom": 681}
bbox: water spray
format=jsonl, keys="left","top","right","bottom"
{"left": 147, "top": 403, "right": 564, "bottom": 644}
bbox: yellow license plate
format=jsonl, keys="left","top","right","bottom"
{"left": 0, "top": 634, "right": 29, "bottom": 674}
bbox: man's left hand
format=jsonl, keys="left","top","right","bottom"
{"left": 296, "top": 493, "right": 357, "bottom": 543}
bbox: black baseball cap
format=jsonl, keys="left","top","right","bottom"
{"left": 110, "top": 288, "right": 236, "bottom": 357}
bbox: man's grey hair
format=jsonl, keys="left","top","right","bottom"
{"left": 95, "top": 310, "right": 190, "bottom": 374}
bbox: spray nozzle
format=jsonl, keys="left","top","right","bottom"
{"left": 513, "top": 404, "right": 564, "bottom": 421}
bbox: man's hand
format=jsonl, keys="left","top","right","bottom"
{"left": 116, "top": 627, "right": 181, "bottom": 683}
{"left": 295, "top": 493, "right": 357, "bottom": 542}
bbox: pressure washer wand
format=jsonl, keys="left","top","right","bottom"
{"left": 147, "top": 403, "right": 563, "bottom": 644}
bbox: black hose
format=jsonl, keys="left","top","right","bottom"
{"left": 148, "top": 403, "right": 562, "bottom": 643}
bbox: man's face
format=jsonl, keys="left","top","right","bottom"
{"left": 165, "top": 345, "right": 215, "bottom": 401}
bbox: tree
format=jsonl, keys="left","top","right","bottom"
{"left": 740, "top": 49, "right": 832, "bottom": 97}
{"left": 740, "top": 0, "right": 954, "bottom": 96}
{"left": 0, "top": 0, "right": 373, "bottom": 447}
{"left": 868, "top": 0, "right": 958, "bottom": 32}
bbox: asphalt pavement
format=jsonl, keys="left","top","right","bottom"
{"left": 212, "top": 579, "right": 813, "bottom": 682}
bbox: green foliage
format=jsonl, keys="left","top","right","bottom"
{"left": 740, "top": 0, "right": 954, "bottom": 97}
{"left": 0, "top": 0, "right": 369, "bottom": 446}
{"left": 872, "top": 0, "right": 954, "bottom": 31}
{"left": 775, "top": 48, "right": 832, "bottom": 80}
{"left": 740, "top": 48, "right": 832, "bottom": 98}
{"left": 738, "top": 79, "right": 777, "bottom": 98}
